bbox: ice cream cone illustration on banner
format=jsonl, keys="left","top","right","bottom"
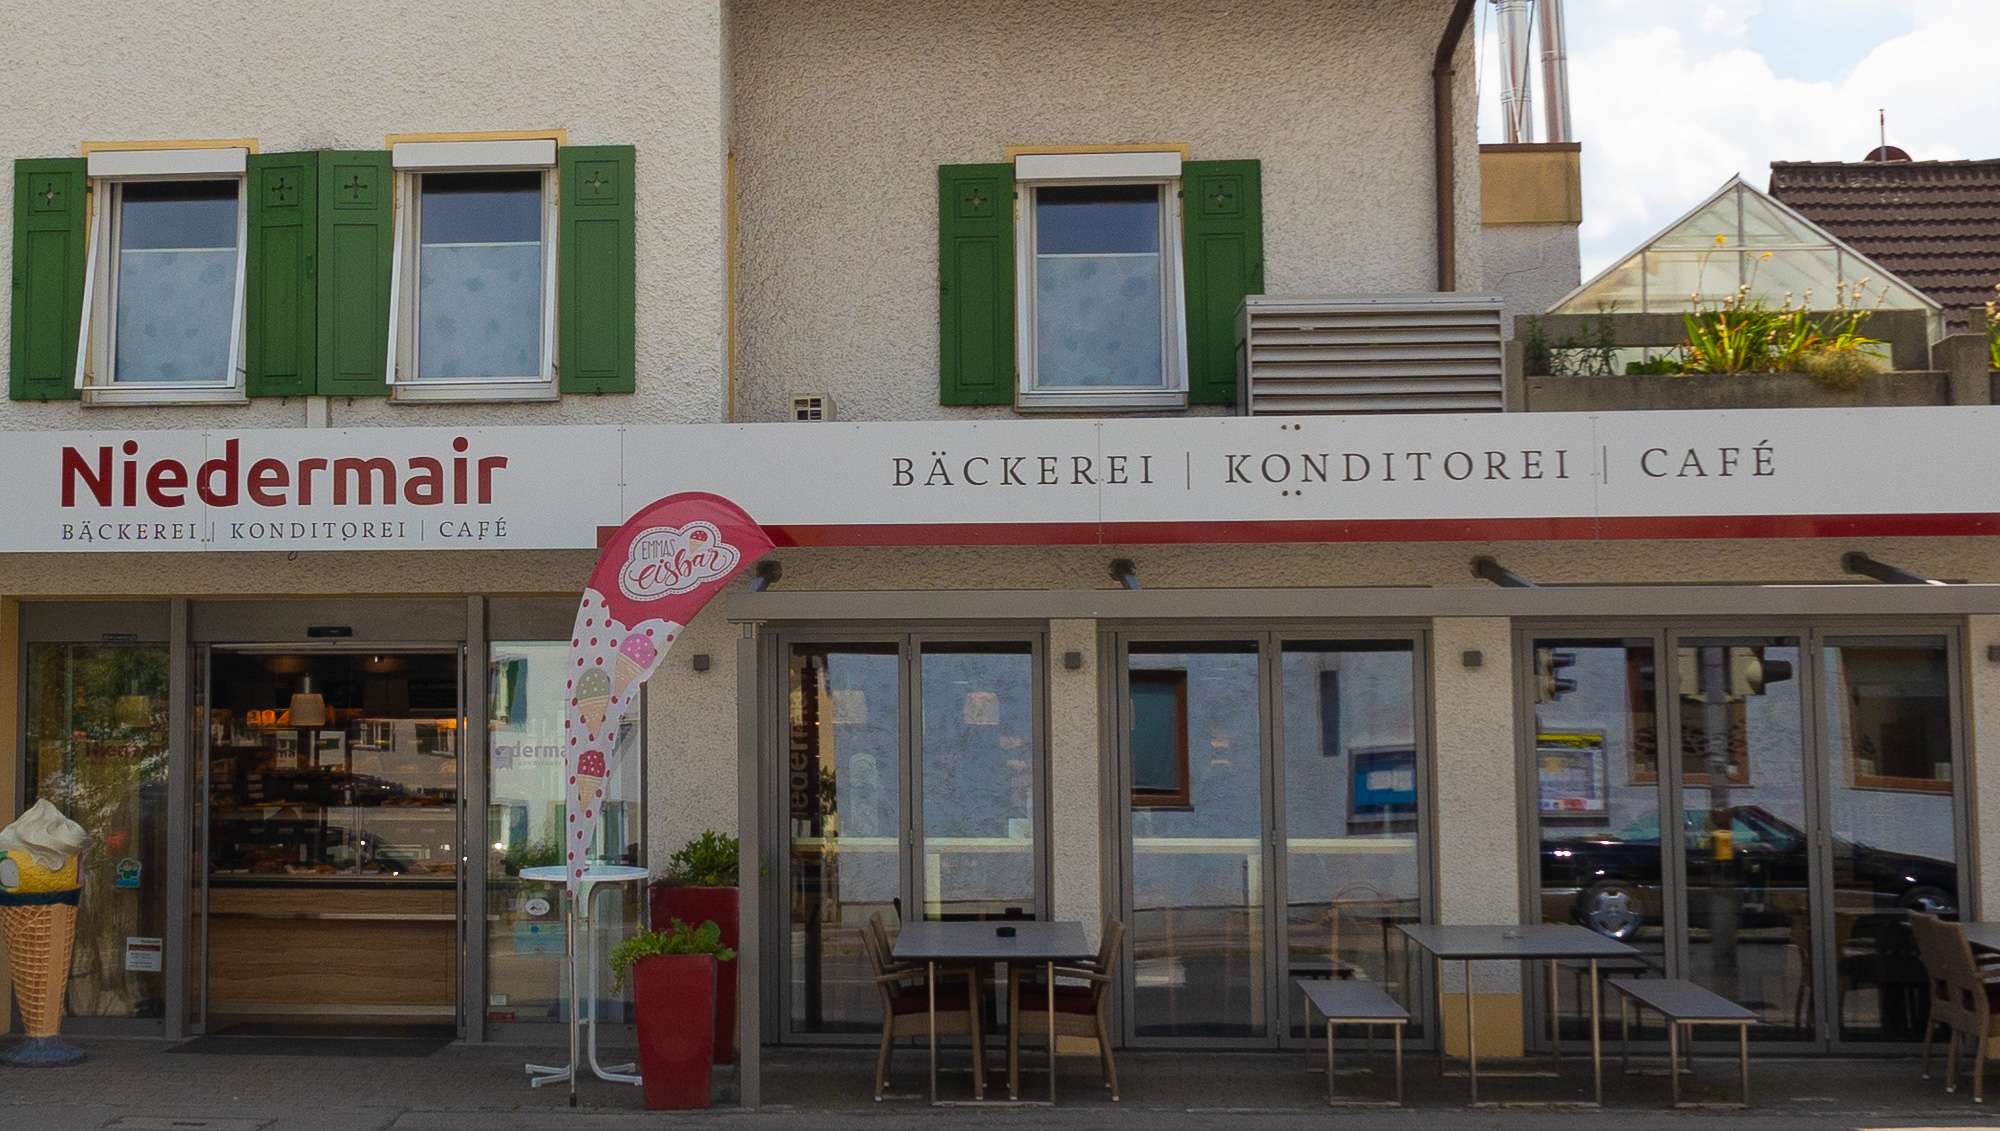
{"left": 575, "top": 749, "right": 608, "bottom": 806}
{"left": 575, "top": 667, "right": 612, "bottom": 734}
{"left": 613, "top": 633, "right": 657, "bottom": 699}
{"left": 561, "top": 493, "right": 774, "bottom": 892}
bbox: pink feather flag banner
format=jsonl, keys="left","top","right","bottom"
{"left": 561, "top": 492, "right": 773, "bottom": 894}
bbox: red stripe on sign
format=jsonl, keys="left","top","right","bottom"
{"left": 600, "top": 513, "right": 2000, "bottom": 549}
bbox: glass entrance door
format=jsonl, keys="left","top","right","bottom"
{"left": 1125, "top": 639, "right": 1267, "bottom": 1040}
{"left": 1113, "top": 630, "right": 1432, "bottom": 1048}
{"left": 1818, "top": 635, "right": 1960, "bottom": 1043}
{"left": 778, "top": 632, "right": 1047, "bottom": 1041}
{"left": 200, "top": 649, "right": 461, "bottom": 1029}
{"left": 1526, "top": 626, "right": 1967, "bottom": 1052}
{"left": 1673, "top": 636, "right": 1813, "bottom": 1042}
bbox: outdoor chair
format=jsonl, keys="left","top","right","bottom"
{"left": 1910, "top": 912, "right": 2000, "bottom": 1101}
{"left": 863, "top": 912, "right": 987, "bottom": 1101}
{"left": 1009, "top": 917, "right": 1125, "bottom": 1101}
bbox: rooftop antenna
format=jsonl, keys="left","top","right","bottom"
{"left": 1879, "top": 108, "right": 1886, "bottom": 153}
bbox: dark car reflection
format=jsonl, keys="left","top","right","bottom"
{"left": 1543, "top": 805, "right": 1957, "bottom": 940}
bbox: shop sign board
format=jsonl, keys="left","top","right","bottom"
{"left": 6, "top": 406, "right": 2000, "bottom": 553}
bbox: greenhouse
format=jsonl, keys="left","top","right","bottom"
{"left": 1551, "top": 175, "right": 1942, "bottom": 335}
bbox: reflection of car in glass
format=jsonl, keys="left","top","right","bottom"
{"left": 1544, "top": 806, "right": 1956, "bottom": 939}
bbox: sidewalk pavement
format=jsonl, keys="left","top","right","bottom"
{"left": 8, "top": 1036, "right": 2000, "bottom": 1130}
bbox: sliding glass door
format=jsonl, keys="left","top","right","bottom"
{"left": 1524, "top": 624, "right": 1967, "bottom": 1051}
{"left": 777, "top": 631, "right": 1046, "bottom": 1042}
{"left": 1112, "top": 628, "right": 1430, "bottom": 1049}
{"left": 1675, "top": 637, "right": 1813, "bottom": 1042}
{"left": 1819, "top": 634, "right": 1959, "bottom": 1043}
{"left": 1125, "top": 640, "right": 1266, "bottom": 1040}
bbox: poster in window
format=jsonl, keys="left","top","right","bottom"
{"left": 1348, "top": 746, "right": 1417, "bottom": 830}
{"left": 1537, "top": 730, "right": 1607, "bottom": 815}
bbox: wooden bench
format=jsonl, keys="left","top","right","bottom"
{"left": 1295, "top": 978, "right": 1407, "bottom": 1106}
{"left": 1607, "top": 977, "right": 1755, "bottom": 1107}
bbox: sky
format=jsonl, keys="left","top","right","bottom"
{"left": 1475, "top": 0, "right": 2000, "bottom": 276}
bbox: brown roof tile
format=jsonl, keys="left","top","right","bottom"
{"left": 1769, "top": 158, "right": 2000, "bottom": 331}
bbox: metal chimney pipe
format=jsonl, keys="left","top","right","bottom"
{"left": 1493, "top": 0, "right": 1535, "bottom": 143}
{"left": 1537, "top": 0, "right": 1572, "bottom": 142}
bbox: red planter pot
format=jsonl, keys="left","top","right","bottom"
{"left": 650, "top": 885, "right": 738, "bottom": 1063}
{"left": 631, "top": 953, "right": 715, "bottom": 1110}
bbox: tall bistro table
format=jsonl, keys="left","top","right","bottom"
{"left": 1399, "top": 924, "right": 1638, "bottom": 1105}
{"left": 892, "top": 920, "right": 1094, "bottom": 1106}
{"left": 521, "top": 864, "right": 651, "bottom": 1094}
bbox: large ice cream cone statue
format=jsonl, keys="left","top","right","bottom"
{"left": 612, "top": 632, "right": 658, "bottom": 699}
{"left": 0, "top": 799, "right": 88, "bottom": 1067}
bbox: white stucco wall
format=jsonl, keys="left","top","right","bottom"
{"left": 0, "top": 0, "right": 728, "bottom": 432}
{"left": 1430, "top": 618, "right": 1520, "bottom": 993}
{"left": 1048, "top": 618, "right": 1104, "bottom": 945}
{"left": 1483, "top": 222, "right": 1582, "bottom": 332}
{"left": 727, "top": 0, "right": 1481, "bottom": 423}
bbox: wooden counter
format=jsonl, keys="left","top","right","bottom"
{"left": 207, "top": 882, "right": 456, "bottom": 1013}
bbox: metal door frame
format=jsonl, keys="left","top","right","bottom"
{"left": 1266, "top": 628, "right": 1435, "bottom": 1053}
{"left": 1105, "top": 622, "right": 1436, "bottom": 1052}
{"left": 765, "top": 623, "right": 1051, "bottom": 1046}
{"left": 196, "top": 640, "right": 467, "bottom": 1037}
{"left": 1805, "top": 623, "right": 1971, "bottom": 1053}
{"left": 1516, "top": 617, "right": 1971, "bottom": 1056}
{"left": 1660, "top": 625, "right": 1822, "bottom": 1050}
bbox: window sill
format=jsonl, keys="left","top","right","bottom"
{"left": 1014, "top": 389, "right": 1188, "bottom": 412}
{"left": 82, "top": 385, "right": 248, "bottom": 407}
{"left": 391, "top": 380, "right": 559, "bottom": 404}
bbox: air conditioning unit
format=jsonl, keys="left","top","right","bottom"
{"left": 791, "top": 393, "right": 832, "bottom": 422}
{"left": 1236, "top": 294, "right": 1506, "bottom": 415}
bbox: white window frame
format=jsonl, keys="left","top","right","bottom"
{"left": 75, "top": 147, "right": 251, "bottom": 406}
{"left": 1013, "top": 151, "right": 1189, "bottom": 411}
{"left": 387, "top": 140, "right": 559, "bottom": 403}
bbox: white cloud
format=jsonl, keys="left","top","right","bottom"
{"left": 1482, "top": 1, "right": 2000, "bottom": 275}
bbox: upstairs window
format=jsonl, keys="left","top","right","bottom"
{"left": 1021, "top": 179, "right": 1184, "bottom": 406}
{"left": 938, "top": 151, "right": 1261, "bottom": 411}
{"left": 390, "top": 140, "right": 558, "bottom": 401}
{"left": 81, "top": 147, "right": 250, "bottom": 404}
{"left": 416, "top": 171, "right": 547, "bottom": 383}
{"left": 111, "top": 182, "right": 242, "bottom": 384}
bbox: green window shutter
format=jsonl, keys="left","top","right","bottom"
{"left": 245, "top": 151, "right": 318, "bottom": 397}
{"left": 316, "top": 150, "right": 392, "bottom": 396}
{"left": 9, "top": 158, "right": 87, "bottom": 401}
{"left": 557, "top": 145, "right": 635, "bottom": 394}
{"left": 1181, "top": 159, "right": 1263, "bottom": 406}
{"left": 937, "top": 163, "right": 1015, "bottom": 406}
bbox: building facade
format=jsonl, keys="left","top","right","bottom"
{"left": 4, "top": 1, "right": 1998, "bottom": 1102}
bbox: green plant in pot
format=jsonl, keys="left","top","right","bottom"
{"left": 650, "top": 830, "right": 743, "bottom": 1064}
{"left": 612, "top": 918, "right": 736, "bottom": 1109}
{"left": 661, "top": 829, "right": 739, "bottom": 887}
{"left": 609, "top": 917, "right": 737, "bottom": 988}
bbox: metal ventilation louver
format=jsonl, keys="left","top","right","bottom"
{"left": 1236, "top": 294, "right": 1506, "bottom": 415}
{"left": 791, "top": 394, "right": 831, "bottom": 422}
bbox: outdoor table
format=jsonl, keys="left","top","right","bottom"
{"left": 1398, "top": 923, "right": 1638, "bottom": 1105}
{"left": 892, "top": 920, "right": 1093, "bottom": 1106}
{"left": 522, "top": 864, "right": 649, "bottom": 1093}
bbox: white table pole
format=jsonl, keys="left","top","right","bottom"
{"left": 567, "top": 888, "right": 579, "bottom": 1107}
